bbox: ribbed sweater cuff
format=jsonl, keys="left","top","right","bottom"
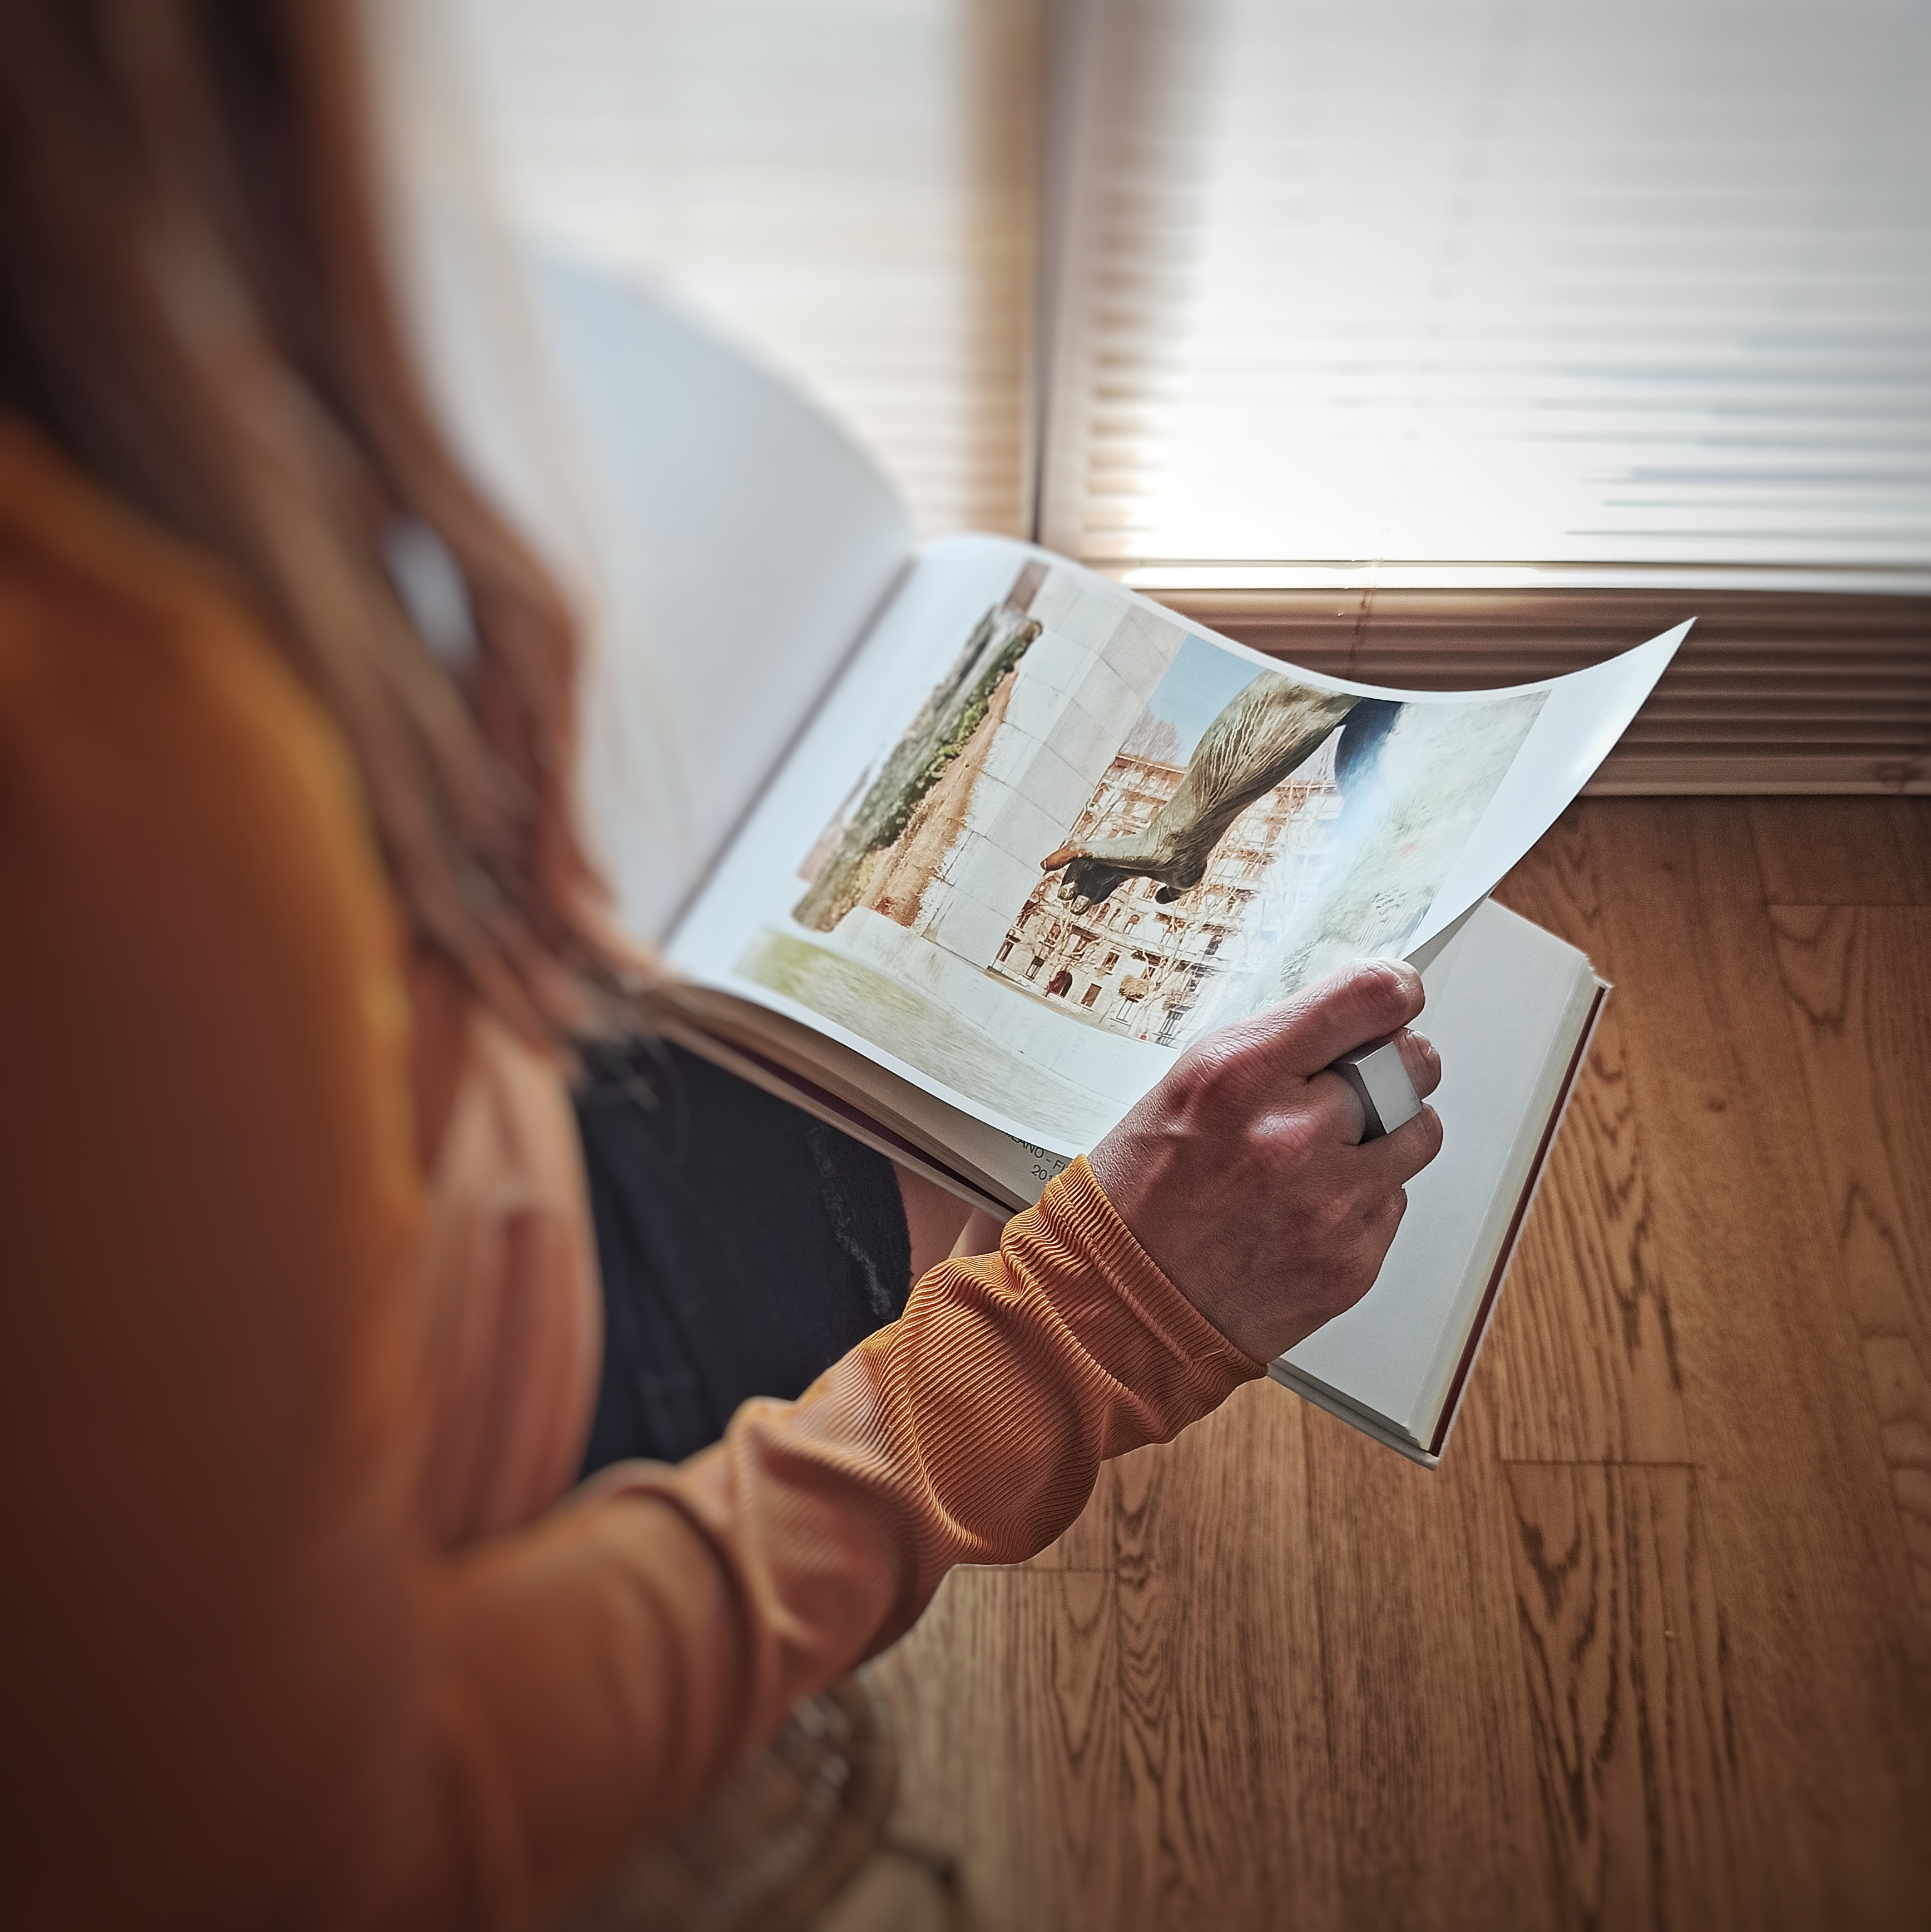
{"left": 1030, "top": 1155, "right": 1265, "bottom": 1413}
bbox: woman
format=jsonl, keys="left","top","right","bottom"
{"left": 0, "top": 3, "right": 1442, "bottom": 1925}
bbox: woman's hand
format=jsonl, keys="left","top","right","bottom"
{"left": 1087, "top": 959, "right": 1444, "bottom": 1363}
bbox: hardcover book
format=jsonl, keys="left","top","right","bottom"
{"left": 419, "top": 244, "right": 1677, "bottom": 1465}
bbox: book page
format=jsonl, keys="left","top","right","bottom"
{"left": 402, "top": 234, "right": 916, "bottom": 942}
{"left": 670, "top": 535, "right": 1679, "bottom": 1151}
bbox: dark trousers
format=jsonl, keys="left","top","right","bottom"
{"left": 573, "top": 1041, "right": 913, "bottom": 1472}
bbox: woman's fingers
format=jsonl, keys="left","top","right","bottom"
{"left": 1260, "top": 958, "right": 1426, "bottom": 1080}
{"left": 1172, "top": 959, "right": 1425, "bottom": 1113}
{"left": 1086, "top": 957, "right": 1445, "bottom": 1363}
{"left": 1305, "top": 1067, "right": 1371, "bottom": 1144}
{"left": 1304, "top": 1024, "right": 1440, "bottom": 1145}
{"left": 1356, "top": 1102, "right": 1445, "bottom": 1188}
{"left": 1393, "top": 1023, "right": 1442, "bottom": 1100}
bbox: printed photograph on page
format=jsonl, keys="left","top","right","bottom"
{"left": 733, "top": 559, "right": 1546, "bottom": 1145}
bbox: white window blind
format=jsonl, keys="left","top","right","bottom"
{"left": 1040, "top": 0, "right": 1931, "bottom": 587}
{"left": 441, "top": 0, "right": 1038, "bottom": 538}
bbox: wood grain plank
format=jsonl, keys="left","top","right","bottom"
{"left": 863, "top": 1567, "right": 1121, "bottom": 1932}
{"left": 1767, "top": 905, "right": 1931, "bottom": 1630}
{"left": 1580, "top": 799, "right": 1931, "bottom": 1924}
{"left": 1747, "top": 797, "right": 1931, "bottom": 906}
{"left": 1482, "top": 1012, "right": 1691, "bottom": 1463}
{"left": 1488, "top": 815, "right": 1692, "bottom": 1462}
{"left": 1108, "top": 1384, "right": 1341, "bottom": 1932}
{"left": 842, "top": 802, "right": 1931, "bottom": 1931}
{"left": 1304, "top": 1387, "right": 1566, "bottom": 1931}
{"left": 1503, "top": 1464, "right": 1741, "bottom": 1931}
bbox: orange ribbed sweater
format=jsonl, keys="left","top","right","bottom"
{"left": 0, "top": 427, "right": 1261, "bottom": 1929}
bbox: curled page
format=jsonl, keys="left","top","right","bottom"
{"left": 399, "top": 234, "right": 916, "bottom": 945}
{"left": 671, "top": 535, "right": 1684, "bottom": 1152}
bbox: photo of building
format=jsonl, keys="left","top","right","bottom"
{"left": 989, "top": 736, "right": 1343, "bottom": 1045}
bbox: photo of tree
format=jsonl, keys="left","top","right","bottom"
{"left": 794, "top": 561, "right": 1048, "bottom": 933}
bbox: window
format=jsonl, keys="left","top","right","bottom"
{"left": 440, "top": 0, "right": 1931, "bottom": 789}
{"left": 438, "top": 0, "right": 1037, "bottom": 538}
{"left": 1081, "top": 983, "right": 1101, "bottom": 1007}
{"left": 1039, "top": 0, "right": 1931, "bottom": 787}
{"left": 1043, "top": 0, "right": 1931, "bottom": 579}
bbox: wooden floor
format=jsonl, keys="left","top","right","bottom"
{"left": 824, "top": 796, "right": 1931, "bottom": 1932}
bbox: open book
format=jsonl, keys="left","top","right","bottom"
{"left": 420, "top": 245, "right": 1679, "bottom": 1466}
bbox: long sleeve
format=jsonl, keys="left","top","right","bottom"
{"left": 435, "top": 1159, "right": 1259, "bottom": 1913}
{"left": 0, "top": 430, "right": 1260, "bottom": 1930}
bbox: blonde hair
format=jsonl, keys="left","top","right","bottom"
{"left": 0, "top": 0, "right": 639, "bottom": 1042}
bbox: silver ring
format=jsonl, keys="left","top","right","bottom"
{"left": 1329, "top": 1040, "right": 1422, "bottom": 1142}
